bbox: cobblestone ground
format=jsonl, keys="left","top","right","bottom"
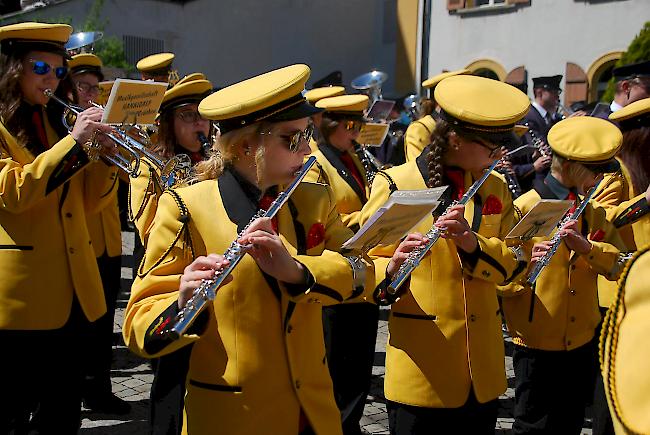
{"left": 80, "top": 232, "right": 594, "bottom": 434}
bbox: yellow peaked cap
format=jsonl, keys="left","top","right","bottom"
{"left": 422, "top": 69, "right": 471, "bottom": 89}
{"left": 0, "top": 22, "right": 72, "bottom": 44}
{"left": 162, "top": 79, "right": 212, "bottom": 110}
{"left": 435, "top": 75, "right": 530, "bottom": 128}
{"left": 136, "top": 52, "right": 175, "bottom": 72}
{"left": 176, "top": 73, "right": 207, "bottom": 87}
{"left": 199, "top": 64, "right": 310, "bottom": 121}
{"left": 609, "top": 97, "right": 650, "bottom": 122}
{"left": 69, "top": 53, "right": 102, "bottom": 70}
{"left": 315, "top": 94, "right": 369, "bottom": 114}
{"left": 305, "top": 86, "right": 345, "bottom": 104}
{"left": 548, "top": 117, "right": 622, "bottom": 163}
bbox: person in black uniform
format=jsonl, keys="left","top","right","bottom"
{"left": 510, "top": 75, "right": 562, "bottom": 193}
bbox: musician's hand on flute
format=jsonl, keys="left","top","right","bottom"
{"left": 239, "top": 217, "right": 305, "bottom": 284}
{"left": 558, "top": 219, "right": 592, "bottom": 255}
{"left": 436, "top": 205, "right": 478, "bottom": 253}
{"left": 179, "top": 254, "right": 232, "bottom": 309}
{"left": 70, "top": 106, "right": 112, "bottom": 144}
{"left": 530, "top": 241, "right": 553, "bottom": 264}
{"left": 387, "top": 233, "right": 428, "bottom": 279}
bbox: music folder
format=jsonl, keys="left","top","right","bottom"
{"left": 506, "top": 199, "right": 573, "bottom": 241}
{"left": 342, "top": 187, "right": 447, "bottom": 252}
{"left": 101, "top": 78, "right": 168, "bottom": 125}
{"left": 358, "top": 122, "right": 390, "bottom": 147}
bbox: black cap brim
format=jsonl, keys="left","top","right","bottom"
{"left": 582, "top": 158, "right": 620, "bottom": 174}
{"left": 267, "top": 100, "right": 323, "bottom": 122}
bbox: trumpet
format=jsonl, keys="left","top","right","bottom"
{"left": 45, "top": 89, "right": 191, "bottom": 189}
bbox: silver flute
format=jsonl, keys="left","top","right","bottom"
{"left": 387, "top": 158, "right": 501, "bottom": 295}
{"left": 525, "top": 180, "right": 601, "bottom": 321}
{"left": 164, "top": 156, "right": 317, "bottom": 339}
{"left": 526, "top": 180, "right": 601, "bottom": 286}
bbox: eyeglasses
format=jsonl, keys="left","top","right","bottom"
{"left": 259, "top": 123, "right": 314, "bottom": 152}
{"left": 474, "top": 139, "right": 502, "bottom": 158}
{"left": 28, "top": 60, "right": 68, "bottom": 80}
{"left": 75, "top": 81, "right": 100, "bottom": 94}
{"left": 175, "top": 110, "right": 205, "bottom": 124}
{"left": 343, "top": 120, "right": 363, "bottom": 132}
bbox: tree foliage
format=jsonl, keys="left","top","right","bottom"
{"left": 81, "top": 0, "right": 130, "bottom": 70}
{"left": 602, "top": 21, "right": 650, "bottom": 102}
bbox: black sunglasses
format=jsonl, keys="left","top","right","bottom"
{"left": 344, "top": 120, "right": 363, "bottom": 132}
{"left": 260, "top": 123, "right": 314, "bottom": 152}
{"left": 28, "top": 59, "right": 68, "bottom": 80}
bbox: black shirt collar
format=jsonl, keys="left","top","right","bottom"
{"left": 219, "top": 165, "right": 278, "bottom": 232}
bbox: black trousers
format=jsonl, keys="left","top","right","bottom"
{"left": 387, "top": 390, "right": 498, "bottom": 435}
{"left": 592, "top": 307, "right": 615, "bottom": 435}
{"left": 512, "top": 338, "right": 599, "bottom": 435}
{"left": 83, "top": 253, "right": 122, "bottom": 397}
{"left": 323, "top": 302, "right": 379, "bottom": 435}
{"left": 0, "top": 299, "right": 87, "bottom": 434}
{"left": 149, "top": 345, "right": 193, "bottom": 435}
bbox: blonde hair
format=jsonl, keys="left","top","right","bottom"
{"left": 551, "top": 154, "right": 594, "bottom": 187}
{"left": 192, "top": 122, "right": 268, "bottom": 183}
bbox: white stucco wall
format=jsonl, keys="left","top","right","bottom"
{"left": 426, "top": 0, "right": 649, "bottom": 95}
{"left": 11, "top": 0, "right": 398, "bottom": 93}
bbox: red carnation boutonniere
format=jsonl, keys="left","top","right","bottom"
{"left": 590, "top": 229, "right": 606, "bottom": 242}
{"left": 482, "top": 194, "right": 503, "bottom": 215}
{"left": 307, "top": 222, "right": 326, "bottom": 249}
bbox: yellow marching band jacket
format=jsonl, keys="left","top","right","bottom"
{"left": 403, "top": 114, "right": 435, "bottom": 163}
{"left": 120, "top": 141, "right": 648, "bottom": 429}
{"left": 129, "top": 155, "right": 165, "bottom": 245}
{"left": 304, "top": 142, "right": 370, "bottom": 231}
{"left": 123, "top": 172, "right": 375, "bottom": 435}
{"left": 360, "top": 153, "right": 525, "bottom": 408}
{"left": 0, "top": 111, "right": 117, "bottom": 330}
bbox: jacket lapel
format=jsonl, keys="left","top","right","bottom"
{"left": 320, "top": 143, "right": 367, "bottom": 204}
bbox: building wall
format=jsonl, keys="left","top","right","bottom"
{"left": 8, "top": 0, "right": 401, "bottom": 94}
{"left": 426, "top": 0, "right": 649, "bottom": 101}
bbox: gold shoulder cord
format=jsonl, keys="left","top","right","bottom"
{"left": 137, "top": 189, "right": 194, "bottom": 278}
{"left": 600, "top": 245, "right": 650, "bottom": 435}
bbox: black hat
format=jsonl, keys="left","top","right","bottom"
{"left": 612, "top": 60, "right": 650, "bottom": 82}
{"left": 532, "top": 75, "right": 562, "bottom": 91}
{"left": 312, "top": 70, "right": 343, "bottom": 88}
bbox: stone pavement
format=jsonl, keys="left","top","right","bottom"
{"left": 80, "top": 231, "right": 593, "bottom": 434}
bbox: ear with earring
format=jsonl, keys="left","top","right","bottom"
{"left": 449, "top": 131, "right": 460, "bottom": 151}
{"left": 244, "top": 146, "right": 251, "bottom": 156}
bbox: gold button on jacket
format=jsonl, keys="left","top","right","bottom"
{"left": 123, "top": 178, "right": 375, "bottom": 435}
{"left": 361, "top": 158, "right": 523, "bottom": 408}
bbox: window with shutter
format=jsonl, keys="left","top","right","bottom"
{"left": 565, "top": 62, "right": 588, "bottom": 107}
